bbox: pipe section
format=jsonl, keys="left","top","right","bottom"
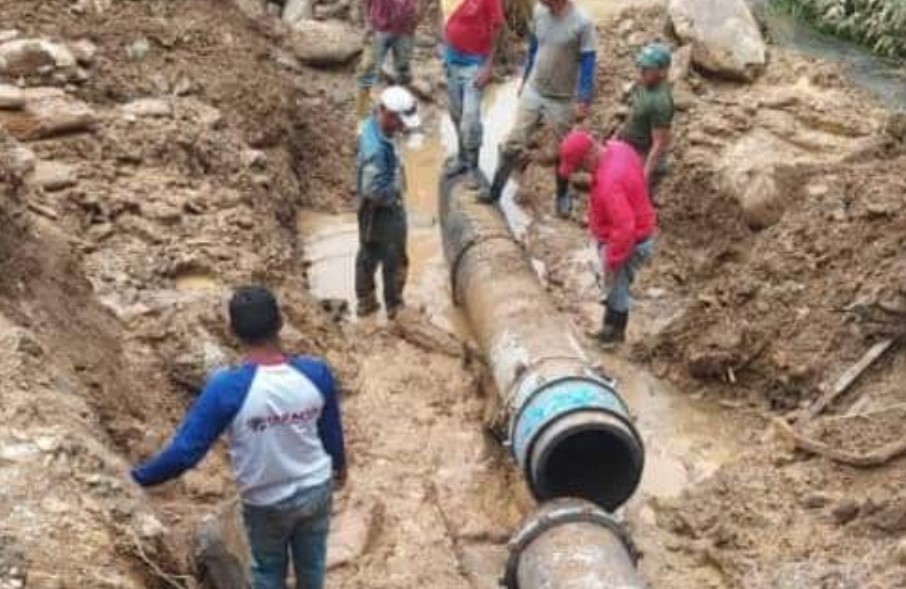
{"left": 439, "top": 173, "right": 645, "bottom": 511}
{"left": 503, "top": 498, "right": 644, "bottom": 589}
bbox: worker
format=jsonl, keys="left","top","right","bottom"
{"left": 618, "top": 42, "right": 674, "bottom": 195}
{"left": 558, "top": 130, "right": 656, "bottom": 345}
{"left": 482, "top": 0, "right": 596, "bottom": 217}
{"left": 131, "top": 285, "right": 347, "bottom": 589}
{"left": 355, "top": 0, "right": 419, "bottom": 119}
{"left": 355, "top": 85, "right": 419, "bottom": 319}
{"left": 438, "top": 0, "right": 505, "bottom": 188}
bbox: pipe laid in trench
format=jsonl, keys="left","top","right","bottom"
{"left": 439, "top": 173, "right": 644, "bottom": 511}
{"left": 439, "top": 173, "right": 646, "bottom": 587}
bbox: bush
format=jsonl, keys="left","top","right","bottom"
{"left": 775, "top": 0, "right": 906, "bottom": 58}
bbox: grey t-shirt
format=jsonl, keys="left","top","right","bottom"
{"left": 528, "top": 3, "right": 597, "bottom": 99}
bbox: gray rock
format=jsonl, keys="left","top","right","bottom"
{"left": 126, "top": 38, "right": 150, "bottom": 61}
{"left": 668, "top": 0, "right": 766, "bottom": 81}
{"left": 0, "top": 88, "right": 99, "bottom": 140}
{"left": 121, "top": 97, "right": 173, "bottom": 118}
{"left": 7, "top": 143, "right": 36, "bottom": 177}
{"left": 0, "top": 30, "right": 20, "bottom": 44}
{"left": 283, "top": 0, "right": 314, "bottom": 23}
{"left": 30, "top": 161, "right": 77, "bottom": 191}
{"left": 669, "top": 45, "right": 693, "bottom": 83}
{"left": 0, "top": 38, "right": 77, "bottom": 77}
{"left": 831, "top": 500, "right": 861, "bottom": 525}
{"left": 287, "top": 20, "right": 363, "bottom": 67}
{"left": 70, "top": 39, "right": 98, "bottom": 65}
{"left": 0, "top": 85, "right": 25, "bottom": 110}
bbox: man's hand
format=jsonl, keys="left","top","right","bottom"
{"left": 334, "top": 467, "right": 348, "bottom": 490}
{"left": 474, "top": 64, "right": 494, "bottom": 89}
{"left": 575, "top": 101, "right": 590, "bottom": 121}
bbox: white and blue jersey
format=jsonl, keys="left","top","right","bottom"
{"left": 132, "top": 356, "right": 345, "bottom": 506}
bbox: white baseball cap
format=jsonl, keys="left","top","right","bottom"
{"left": 380, "top": 86, "right": 421, "bottom": 130}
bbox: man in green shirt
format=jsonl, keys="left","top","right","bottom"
{"left": 619, "top": 43, "right": 674, "bottom": 195}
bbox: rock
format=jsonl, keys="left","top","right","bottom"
{"left": 126, "top": 38, "right": 150, "bottom": 61}
{"left": 172, "top": 74, "right": 196, "bottom": 96}
{"left": 6, "top": 143, "right": 36, "bottom": 176}
{"left": 0, "top": 85, "right": 25, "bottom": 110}
{"left": 328, "top": 500, "right": 380, "bottom": 569}
{"left": 0, "top": 88, "right": 98, "bottom": 140}
{"left": 801, "top": 492, "right": 833, "bottom": 510}
{"left": 0, "top": 30, "right": 19, "bottom": 44}
{"left": 30, "top": 161, "right": 77, "bottom": 191}
{"left": 884, "top": 111, "right": 906, "bottom": 143}
{"left": 409, "top": 78, "right": 435, "bottom": 102}
{"left": 283, "top": 0, "right": 314, "bottom": 23}
{"left": 717, "top": 130, "right": 797, "bottom": 230}
{"left": 0, "top": 38, "right": 77, "bottom": 78}
{"left": 669, "top": 45, "right": 693, "bottom": 83}
{"left": 896, "top": 538, "right": 906, "bottom": 566}
{"left": 667, "top": 0, "right": 766, "bottom": 81}
{"left": 672, "top": 82, "right": 696, "bottom": 111}
{"left": 70, "top": 39, "right": 98, "bottom": 65}
{"left": 240, "top": 148, "right": 267, "bottom": 169}
{"left": 831, "top": 500, "right": 861, "bottom": 526}
{"left": 121, "top": 98, "right": 173, "bottom": 118}
{"left": 287, "top": 21, "right": 363, "bottom": 67}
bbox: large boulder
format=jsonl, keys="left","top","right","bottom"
{"left": 286, "top": 20, "right": 363, "bottom": 67}
{"left": 667, "top": 0, "right": 766, "bottom": 81}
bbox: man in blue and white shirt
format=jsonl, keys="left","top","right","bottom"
{"left": 132, "top": 285, "right": 346, "bottom": 589}
{"left": 355, "top": 86, "right": 420, "bottom": 319}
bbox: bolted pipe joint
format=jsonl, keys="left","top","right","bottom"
{"left": 511, "top": 374, "right": 644, "bottom": 512}
{"left": 503, "top": 498, "right": 644, "bottom": 589}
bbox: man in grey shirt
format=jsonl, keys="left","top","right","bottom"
{"left": 481, "top": 0, "right": 597, "bottom": 217}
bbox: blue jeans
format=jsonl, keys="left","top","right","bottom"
{"left": 599, "top": 238, "right": 654, "bottom": 313}
{"left": 445, "top": 61, "right": 485, "bottom": 154}
{"left": 242, "top": 481, "right": 332, "bottom": 589}
{"left": 358, "top": 31, "right": 413, "bottom": 88}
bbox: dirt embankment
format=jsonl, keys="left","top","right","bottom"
{"left": 513, "top": 4, "right": 906, "bottom": 587}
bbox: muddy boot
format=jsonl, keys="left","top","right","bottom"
{"left": 445, "top": 135, "right": 469, "bottom": 177}
{"left": 481, "top": 151, "right": 517, "bottom": 204}
{"left": 595, "top": 308, "right": 628, "bottom": 348}
{"left": 386, "top": 302, "right": 404, "bottom": 320}
{"left": 554, "top": 174, "right": 573, "bottom": 218}
{"left": 464, "top": 149, "right": 490, "bottom": 197}
{"left": 356, "top": 297, "right": 380, "bottom": 318}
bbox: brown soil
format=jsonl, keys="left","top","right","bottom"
{"left": 3, "top": 0, "right": 906, "bottom": 587}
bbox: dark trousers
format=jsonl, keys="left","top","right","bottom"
{"left": 355, "top": 203, "right": 408, "bottom": 310}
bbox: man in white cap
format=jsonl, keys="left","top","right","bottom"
{"left": 355, "top": 86, "right": 420, "bottom": 319}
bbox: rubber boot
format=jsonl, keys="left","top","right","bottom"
{"left": 464, "top": 149, "right": 488, "bottom": 194}
{"left": 595, "top": 308, "right": 628, "bottom": 348}
{"left": 555, "top": 174, "right": 573, "bottom": 218}
{"left": 481, "top": 150, "right": 517, "bottom": 204}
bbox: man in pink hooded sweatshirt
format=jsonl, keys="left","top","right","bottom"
{"left": 558, "top": 130, "right": 657, "bottom": 346}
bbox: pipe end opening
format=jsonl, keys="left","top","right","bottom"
{"left": 530, "top": 413, "right": 644, "bottom": 512}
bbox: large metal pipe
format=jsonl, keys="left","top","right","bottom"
{"left": 439, "top": 173, "right": 645, "bottom": 512}
{"left": 503, "top": 498, "right": 645, "bottom": 589}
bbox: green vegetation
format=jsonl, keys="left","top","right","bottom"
{"left": 773, "top": 0, "right": 906, "bottom": 58}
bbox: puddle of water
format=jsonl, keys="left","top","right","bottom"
{"left": 174, "top": 272, "right": 222, "bottom": 292}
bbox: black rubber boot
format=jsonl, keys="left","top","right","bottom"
{"left": 482, "top": 151, "right": 517, "bottom": 204}
{"left": 555, "top": 174, "right": 573, "bottom": 218}
{"left": 445, "top": 135, "right": 469, "bottom": 177}
{"left": 595, "top": 308, "right": 628, "bottom": 348}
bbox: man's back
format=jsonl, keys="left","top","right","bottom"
{"left": 528, "top": 3, "right": 596, "bottom": 99}
{"left": 590, "top": 141, "right": 656, "bottom": 248}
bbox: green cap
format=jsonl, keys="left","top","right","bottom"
{"left": 636, "top": 42, "right": 672, "bottom": 70}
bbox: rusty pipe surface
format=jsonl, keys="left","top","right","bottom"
{"left": 439, "top": 173, "right": 645, "bottom": 512}
{"left": 504, "top": 498, "right": 645, "bottom": 589}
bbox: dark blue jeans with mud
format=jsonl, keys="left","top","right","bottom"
{"left": 242, "top": 481, "right": 332, "bottom": 589}
{"left": 355, "top": 202, "right": 409, "bottom": 312}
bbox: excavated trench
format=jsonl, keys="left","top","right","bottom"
{"left": 299, "top": 80, "right": 742, "bottom": 585}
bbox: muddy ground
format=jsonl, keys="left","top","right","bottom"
{"left": 1, "top": 0, "right": 906, "bottom": 587}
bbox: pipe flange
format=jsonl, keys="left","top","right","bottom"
{"left": 500, "top": 501, "right": 639, "bottom": 589}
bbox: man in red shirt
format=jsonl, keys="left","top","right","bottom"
{"left": 559, "top": 130, "right": 657, "bottom": 346}
{"left": 356, "top": 0, "right": 419, "bottom": 119}
{"left": 439, "top": 0, "right": 505, "bottom": 189}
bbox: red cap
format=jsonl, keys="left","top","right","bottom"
{"left": 558, "top": 130, "right": 595, "bottom": 178}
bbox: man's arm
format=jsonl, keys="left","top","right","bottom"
{"left": 131, "top": 369, "right": 252, "bottom": 487}
{"left": 521, "top": 34, "right": 539, "bottom": 90}
{"left": 291, "top": 358, "right": 347, "bottom": 479}
{"left": 360, "top": 151, "right": 399, "bottom": 206}
{"left": 575, "top": 17, "right": 598, "bottom": 119}
{"left": 645, "top": 127, "right": 671, "bottom": 179}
